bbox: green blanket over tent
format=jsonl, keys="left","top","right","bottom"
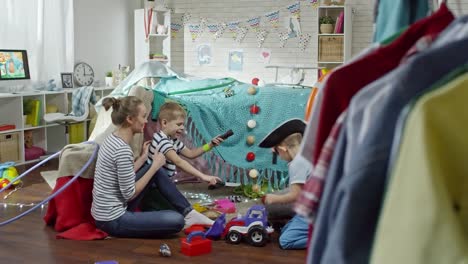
{"left": 99, "top": 62, "right": 311, "bottom": 190}
{"left": 152, "top": 76, "right": 310, "bottom": 190}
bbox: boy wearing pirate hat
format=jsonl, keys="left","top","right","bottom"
{"left": 259, "top": 118, "right": 311, "bottom": 250}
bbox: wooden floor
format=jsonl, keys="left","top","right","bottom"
{"left": 0, "top": 160, "right": 306, "bottom": 264}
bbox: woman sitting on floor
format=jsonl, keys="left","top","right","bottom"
{"left": 91, "top": 96, "right": 213, "bottom": 238}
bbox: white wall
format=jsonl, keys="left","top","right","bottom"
{"left": 74, "top": 0, "right": 141, "bottom": 86}
{"left": 164, "top": 0, "right": 374, "bottom": 85}
{"left": 14, "top": 0, "right": 467, "bottom": 88}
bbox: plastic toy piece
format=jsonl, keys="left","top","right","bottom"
{"left": 204, "top": 214, "right": 226, "bottom": 239}
{"left": 214, "top": 198, "right": 236, "bottom": 214}
{"left": 184, "top": 224, "right": 210, "bottom": 235}
{"left": 159, "top": 243, "right": 171, "bottom": 257}
{"left": 181, "top": 231, "right": 212, "bottom": 256}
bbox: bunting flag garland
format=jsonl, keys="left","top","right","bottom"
{"left": 188, "top": 24, "right": 201, "bottom": 42}
{"left": 247, "top": 16, "right": 261, "bottom": 32}
{"left": 236, "top": 27, "right": 249, "bottom": 44}
{"left": 199, "top": 17, "right": 208, "bottom": 35}
{"left": 207, "top": 24, "right": 220, "bottom": 39}
{"left": 214, "top": 23, "right": 227, "bottom": 40}
{"left": 286, "top": 2, "right": 301, "bottom": 21}
{"left": 309, "top": 0, "right": 320, "bottom": 9}
{"left": 182, "top": 13, "right": 192, "bottom": 26}
{"left": 227, "top": 21, "right": 241, "bottom": 40}
{"left": 265, "top": 10, "right": 280, "bottom": 29}
{"left": 256, "top": 29, "right": 269, "bottom": 48}
{"left": 171, "top": 22, "right": 182, "bottom": 39}
{"left": 298, "top": 33, "right": 312, "bottom": 52}
{"left": 278, "top": 30, "right": 289, "bottom": 48}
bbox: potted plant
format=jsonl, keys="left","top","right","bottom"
{"left": 105, "top": 71, "right": 113, "bottom": 87}
{"left": 319, "top": 15, "right": 335, "bottom": 34}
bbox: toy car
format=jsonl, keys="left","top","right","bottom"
{"left": 222, "top": 205, "right": 274, "bottom": 247}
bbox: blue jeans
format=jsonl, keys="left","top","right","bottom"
{"left": 279, "top": 214, "right": 309, "bottom": 249}
{"left": 95, "top": 163, "right": 192, "bottom": 238}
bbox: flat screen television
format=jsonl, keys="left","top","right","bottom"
{"left": 0, "top": 49, "right": 30, "bottom": 80}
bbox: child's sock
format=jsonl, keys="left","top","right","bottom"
{"left": 184, "top": 209, "right": 214, "bottom": 228}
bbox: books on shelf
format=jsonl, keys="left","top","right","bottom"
{"left": 334, "top": 11, "right": 344, "bottom": 34}
{"left": 26, "top": 99, "right": 41, "bottom": 127}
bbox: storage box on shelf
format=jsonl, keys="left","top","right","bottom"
{"left": 0, "top": 86, "right": 114, "bottom": 164}
{"left": 316, "top": 4, "right": 352, "bottom": 67}
{"left": 135, "top": 8, "right": 171, "bottom": 68}
{"left": 0, "top": 132, "right": 21, "bottom": 163}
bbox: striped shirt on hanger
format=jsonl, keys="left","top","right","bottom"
{"left": 91, "top": 133, "right": 136, "bottom": 222}
{"left": 148, "top": 131, "right": 185, "bottom": 176}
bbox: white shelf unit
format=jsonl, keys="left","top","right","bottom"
{"left": 0, "top": 87, "right": 114, "bottom": 165}
{"left": 134, "top": 8, "right": 171, "bottom": 68}
{"left": 316, "top": 4, "right": 353, "bottom": 67}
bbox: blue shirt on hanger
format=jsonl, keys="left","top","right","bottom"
{"left": 309, "top": 15, "right": 468, "bottom": 264}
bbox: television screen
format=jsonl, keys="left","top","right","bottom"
{"left": 0, "top": 49, "right": 30, "bottom": 80}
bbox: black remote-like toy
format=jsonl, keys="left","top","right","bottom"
{"left": 208, "top": 181, "right": 226, "bottom": 190}
{"left": 208, "top": 130, "right": 233, "bottom": 190}
{"left": 219, "top": 129, "right": 234, "bottom": 140}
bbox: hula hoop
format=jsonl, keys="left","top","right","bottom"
{"left": 0, "top": 141, "right": 99, "bottom": 227}
{"left": 305, "top": 87, "right": 318, "bottom": 121}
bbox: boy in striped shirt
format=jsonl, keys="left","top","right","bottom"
{"left": 148, "top": 102, "right": 224, "bottom": 185}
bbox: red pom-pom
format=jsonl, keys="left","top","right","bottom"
{"left": 252, "top": 78, "right": 259, "bottom": 85}
{"left": 246, "top": 152, "right": 256, "bottom": 162}
{"left": 250, "top": 104, "right": 260, "bottom": 114}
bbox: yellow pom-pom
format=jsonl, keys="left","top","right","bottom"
{"left": 247, "top": 86, "right": 257, "bottom": 95}
{"left": 246, "top": 135, "right": 255, "bottom": 145}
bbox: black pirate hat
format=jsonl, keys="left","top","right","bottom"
{"left": 258, "top": 118, "right": 307, "bottom": 148}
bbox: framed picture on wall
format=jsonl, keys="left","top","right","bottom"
{"left": 61, "top": 72, "right": 73, "bottom": 88}
{"left": 228, "top": 50, "right": 243, "bottom": 72}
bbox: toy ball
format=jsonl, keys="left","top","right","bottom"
{"left": 252, "top": 184, "right": 260, "bottom": 192}
{"left": 252, "top": 78, "right": 259, "bottom": 85}
{"left": 247, "top": 86, "right": 257, "bottom": 95}
{"left": 250, "top": 104, "right": 260, "bottom": 114}
{"left": 249, "top": 169, "right": 259, "bottom": 179}
{"left": 247, "top": 119, "right": 257, "bottom": 129}
{"left": 257, "top": 79, "right": 266, "bottom": 87}
{"left": 246, "top": 135, "right": 255, "bottom": 145}
{"left": 246, "top": 152, "right": 255, "bottom": 162}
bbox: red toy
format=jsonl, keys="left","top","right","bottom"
{"left": 181, "top": 231, "right": 212, "bottom": 256}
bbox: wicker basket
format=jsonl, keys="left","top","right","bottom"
{"left": 0, "top": 132, "right": 21, "bottom": 163}
{"left": 319, "top": 36, "right": 344, "bottom": 62}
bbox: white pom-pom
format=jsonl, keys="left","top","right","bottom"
{"left": 249, "top": 169, "right": 259, "bottom": 179}
{"left": 247, "top": 119, "right": 257, "bottom": 129}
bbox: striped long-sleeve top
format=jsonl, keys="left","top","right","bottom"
{"left": 91, "top": 133, "right": 135, "bottom": 222}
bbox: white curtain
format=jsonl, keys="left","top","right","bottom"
{"left": 0, "top": 0, "right": 74, "bottom": 83}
